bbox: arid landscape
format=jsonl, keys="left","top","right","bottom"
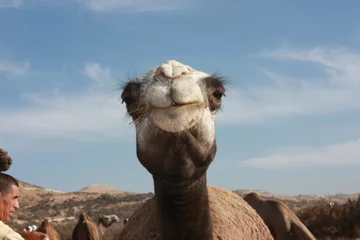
{"left": 7, "top": 180, "right": 360, "bottom": 240}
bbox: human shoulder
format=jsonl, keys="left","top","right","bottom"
{"left": 0, "top": 221, "right": 24, "bottom": 240}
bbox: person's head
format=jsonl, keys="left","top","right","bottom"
{"left": 0, "top": 173, "right": 20, "bottom": 223}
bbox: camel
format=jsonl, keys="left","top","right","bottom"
{"left": 36, "top": 218, "right": 60, "bottom": 240}
{"left": 97, "top": 214, "right": 120, "bottom": 236}
{"left": 243, "top": 192, "right": 316, "bottom": 240}
{"left": 0, "top": 148, "right": 12, "bottom": 172}
{"left": 73, "top": 213, "right": 101, "bottom": 240}
{"left": 118, "top": 60, "right": 274, "bottom": 240}
{"left": 72, "top": 213, "right": 119, "bottom": 240}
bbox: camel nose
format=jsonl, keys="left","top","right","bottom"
{"left": 153, "top": 60, "right": 190, "bottom": 81}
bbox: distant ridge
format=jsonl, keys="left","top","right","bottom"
{"left": 77, "top": 184, "right": 136, "bottom": 195}
{"left": 233, "top": 189, "right": 360, "bottom": 203}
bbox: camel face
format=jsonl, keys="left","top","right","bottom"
{"left": 121, "top": 60, "right": 226, "bottom": 182}
{"left": 122, "top": 60, "right": 225, "bottom": 132}
{"left": 99, "top": 215, "right": 119, "bottom": 227}
{"left": 0, "top": 148, "right": 12, "bottom": 172}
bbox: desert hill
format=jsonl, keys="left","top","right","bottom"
{"left": 7, "top": 180, "right": 358, "bottom": 240}
{"left": 233, "top": 189, "right": 360, "bottom": 204}
{"left": 77, "top": 184, "right": 136, "bottom": 195}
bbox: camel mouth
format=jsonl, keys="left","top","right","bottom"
{"left": 150, "top": 101, "right": 202, "bottom": 110}
{"left": 148, "top": 102, "right": 205, "bottom": 133}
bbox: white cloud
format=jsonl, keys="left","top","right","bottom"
{"left": 0, "top": 61, "right": 30, "bottom": 75}
{"left": 0, "top": 0, "right": 22, "bottom": 8}
{"left": 239, "top": 139, "right": 360, "bottom": 168}
{"left": 259, "top": 46, "right": 360, "bottom": 87}
{"left": 0, "top": 62, "right": 132, "bottom": 140}
{"left": 3, "top": 46, "right": 360, "bottom": 140}
{"left": 83, "top": 62, "right": 114, "bottom": 87}
{"left": 217, "top": 46, "right": 360, "bottom": 124}
{"left": 78, "top": 0, "right": 188, "bottom": 13}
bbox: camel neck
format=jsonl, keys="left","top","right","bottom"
{"left": 153, "top": 174, "right": 213, "bottom": 240}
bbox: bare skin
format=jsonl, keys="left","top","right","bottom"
{"left": 244, "top": 192, "right": 316, "bottom": 240}
{"left": 118, "top": 60, "right": 274, "bottom": 240}
{"left": 0, "top": 148, "right": 12, "bottom": 172}
{"left": 0, "top": 174, "right": 48, "bottom": 240}
{"left": 36, "top": 218, "right": 60, "bottom": 240}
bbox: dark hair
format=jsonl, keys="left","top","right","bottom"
{"left": 0, "top": 173, "right": 19, "bottom": 196}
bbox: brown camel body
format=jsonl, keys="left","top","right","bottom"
{"left": 36, "top": 218, "right": 60, "bottom": 240}
{"left": 0, "top": 148, "right": 12, "bottom": 172}
{"left": 72, "top": 213, "right": 100, "bottom": 240}
{"left": 120, "top": 185, "right": 274, "bottom": 240}
{"left": 118, "top": 60, "right": 274, "bottom": 240}
{"left": 73, "top": 213, "right": 119, "bottom": 240}
{"left": 244, "top": 192, "right": 316, "bottom": 240}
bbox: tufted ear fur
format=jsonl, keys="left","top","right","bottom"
{"left": 0, "top": 148, "right": 12, "bottom": 172}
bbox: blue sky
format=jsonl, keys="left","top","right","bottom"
{"left": 1, "top": 0, "right": 360, "bottom": 195}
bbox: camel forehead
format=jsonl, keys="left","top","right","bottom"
{"left": 140, "top": 60, "right": 211, "bottom": 83}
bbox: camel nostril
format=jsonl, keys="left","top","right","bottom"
{"left": 154, "top": 69, "right": 171, "bottom": 81}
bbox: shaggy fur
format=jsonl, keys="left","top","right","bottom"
{"left": 244, "top": 192, "right": 316, "bottom": 240}
{"left": 0, "top": 148, "right": 12, "bottom": 172}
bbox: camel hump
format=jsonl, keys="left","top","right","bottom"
{"left": 119, "top": 185, "right": 274, "bottom": 240}
{"left": 291, "top": 221, "right": 316, "bottom": 240}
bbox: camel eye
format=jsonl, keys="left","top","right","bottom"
{"left": 212, "top": 90, "right": 224, "bottom": 100}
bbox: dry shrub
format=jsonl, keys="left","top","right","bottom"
{"left": 297, "top": 195, "right": 360, "bottom": 239}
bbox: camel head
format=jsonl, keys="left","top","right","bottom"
{"left": 243, "top": 192, "right": 263, "bottom": 207}
{"left": 39, "top": 218, "right": 52, "bottom": 228}
{"left": 121, "top": 60, "right": 226, "bottom": 184}
{"left": 0, "top": 148, "right": 12, "bottom": 172}
{"left": 98, "top": 215, "right": 119, "bottom": 228}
